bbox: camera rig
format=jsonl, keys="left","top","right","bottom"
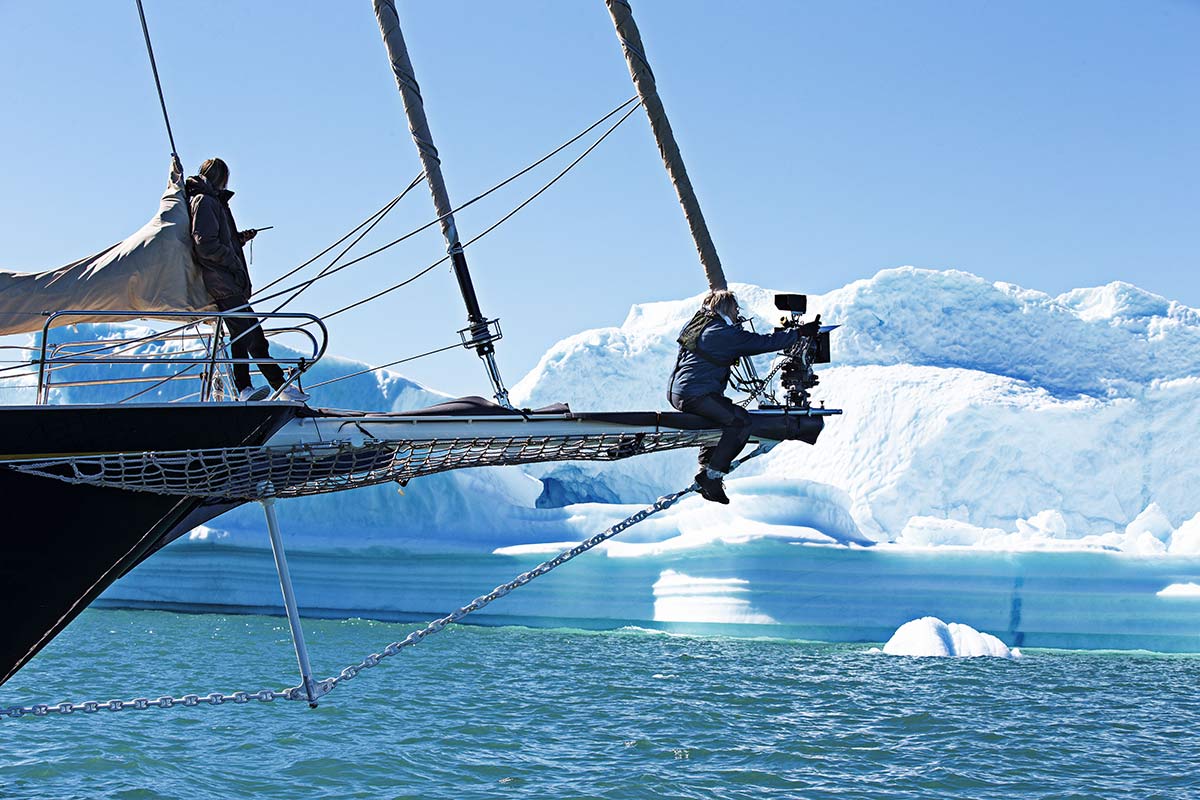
{"left": 728, "top": 293, "right": 837, "bottom": 412}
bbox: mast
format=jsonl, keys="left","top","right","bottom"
{"left": 605, "top": 0, "right": 727, "bottom": 292}
{"left": 372, "top": 0, "right": 511, "bottom": 407}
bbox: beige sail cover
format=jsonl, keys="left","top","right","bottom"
{"left": 0, "top": 162, "right": 215, "bottom": 336}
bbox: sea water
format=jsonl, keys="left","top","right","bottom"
{"left": 2, "top": 609, "right": 1198, "bottom": 800}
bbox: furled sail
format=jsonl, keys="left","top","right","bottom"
{"left": 0, "top": 161, "right": 214, "bottom": 336}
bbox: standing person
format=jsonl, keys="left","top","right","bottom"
{"left": 187, "top": 158, "right": 309, "bottom": 402}
{"left": 667, "top": 290, "right": 809, "bottom": 504}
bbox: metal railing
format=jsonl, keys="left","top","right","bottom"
{"left": 26, "top": 310, "right": 328, "bottom": 405}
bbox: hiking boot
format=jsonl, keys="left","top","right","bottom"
{"left": 238, "top": 385, "right": 270, "bottom": 402}
{"left": 694, "top": 469, "right": 730, "bottom": 505}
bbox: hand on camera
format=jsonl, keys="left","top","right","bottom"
{"left": 796, "top": 314, "right": 822, "bottom": 338}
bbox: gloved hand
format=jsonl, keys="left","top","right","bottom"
{"left": 796, "top": 314, "right": 822, "bottom": 338}
{"left": 239, "top": 229, "right": 258, "bottom": 244}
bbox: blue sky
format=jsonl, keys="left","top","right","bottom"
{"left": 1, "top": 1, "right": 1196, "bottom": 397}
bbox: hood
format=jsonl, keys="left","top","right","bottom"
{"left": 185, "top": 175, "right": 235, "bottom": 202}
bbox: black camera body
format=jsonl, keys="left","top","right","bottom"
{"left": 771, "top": 294, "right": 832, "bottom": 410}
{"left": 728, "top": 292, "right": 836, "bottom": 411}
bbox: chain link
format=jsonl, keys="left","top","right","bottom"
{"left": 1, "top": 447, "right": 768, "bottom": 721}
{"left": 0, "top": 689, "right": 288, "bottom": 718}
{"left": 738, "top": 356, "right": 786, "bottom": 408}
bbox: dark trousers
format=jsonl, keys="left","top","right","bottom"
{"left": 672, "top": 393, "right": 752, "bottom": 473}
{"left": 216, "top": 297, "right": 285, "bottom": 391}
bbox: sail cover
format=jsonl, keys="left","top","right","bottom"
{"left": 0, "top": 162, "right": 214, "bottom": 336}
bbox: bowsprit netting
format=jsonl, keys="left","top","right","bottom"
{"left": 2, "top": 430, "right": 721, "bottom": 500}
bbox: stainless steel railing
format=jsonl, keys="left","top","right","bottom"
{"left": 27, "top": 310, "right": 328, "bottom": 405}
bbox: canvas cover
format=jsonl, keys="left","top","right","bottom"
{"left": 0, "top": 162, "right": 215, "bottom": 336}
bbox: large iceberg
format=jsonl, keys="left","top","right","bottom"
{"left": 10, "top": 267, "right": 1200, "bottom": 651}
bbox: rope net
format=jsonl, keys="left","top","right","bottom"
{"left": 4, "top": 430, "right": 721, "bottom": 500}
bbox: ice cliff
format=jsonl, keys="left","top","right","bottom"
{"left": 511, "top": 268, "right": 1200, "bottom": 552}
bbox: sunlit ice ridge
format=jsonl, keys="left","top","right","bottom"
{"left": 15, "top": 267, "right": 1200, "bottom": 652}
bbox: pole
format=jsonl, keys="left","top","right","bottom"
{"left": 372, "top": 0, "right": 511, "bottom": 407}
{"left": 604, "top": 0, "right": 728, "bottom": 292}
{"left": 260, "top": 492, "right": 320, "bottom": 708}
{"left": 134, "top": 0, "right": 182, "bottom": 175}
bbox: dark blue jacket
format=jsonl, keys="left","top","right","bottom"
{"left": 668, "top": 316, "right": 799, "bottom": 404}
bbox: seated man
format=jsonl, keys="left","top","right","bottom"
{"left": 187, "top": 157, "right": 308, "bottom": 403}
{"left": 667, "top": 290, "right": 806, "bottom": 504}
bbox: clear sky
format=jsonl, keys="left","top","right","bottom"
{"left": 1, "top": 1, "right": 1196, "bottom": 397}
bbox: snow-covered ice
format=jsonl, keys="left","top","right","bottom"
{"left": 10, "top": 268, "right": 1200, "bottom": 650}
{"left": 881, "top": 617, "right": 1018, "bottom": 658}
{"left": 1157, "top": 583, "right": 1200, "bottom": 598}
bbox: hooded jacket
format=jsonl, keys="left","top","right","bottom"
{"left": 186, "top": 174, "right": 251, "bottom": 301}
{"left": 668, "top": 313, "right": 799, "bottom": 403}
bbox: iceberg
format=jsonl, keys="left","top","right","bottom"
{"left": 8, "top": 267, "right": 1200, "bottom": 651}
{"left": 1157, "top": 583, "right": 1200, "bottom": 598}
{"left": 881, "top": 617, "right": 1018, "bottom": 658}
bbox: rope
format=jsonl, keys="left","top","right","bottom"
{"left": 0, "top": 443, "right": 770, "bottom": 719}
{"left": 134, "top": 0, "right": 180, "bottom": 163}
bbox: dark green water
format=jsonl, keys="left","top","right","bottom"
{"left": 2, "top": 609, "right": 1197, "bottom": 799}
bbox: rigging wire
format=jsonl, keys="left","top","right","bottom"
{"left": 117, "top": 363, "right": 201, "bottom": 405}
{"left": 269, "top": 173, "right": 425, "bottom": 314}
{"left": 274, "top": 100, "right": 640, "bottom": 391}
{"left": 0, "top": 183, "right": 422, "bottom": 382}
{"left": 0, "top": 98, "right": 640, "bottom": 389}
{"left": 314, "top": 100, "right": 642, "bottom": 324}
{"left": 0, "top": 321, "right": 194, "bottom": 380}
{"left": 0, "top": 2, "right": 189, "bottom": 382}
{"left": 133, "top": 0, "right": 180, "bottom": 164}
{"left": 250, "top": 96, "right": 639, "bottom": 309}
{"left": 251, "top": 191, "right": 410, "bottom": 298}
{"left": 306, "top": 342, "right": 463, "bottom": 389}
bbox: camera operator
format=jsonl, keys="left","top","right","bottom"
{"left": 667, "top": 290, "right": 817, "bottom": 504}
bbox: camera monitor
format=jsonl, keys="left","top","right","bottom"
{"left": 774, "top": 293, "right": 807, "bottom": 314}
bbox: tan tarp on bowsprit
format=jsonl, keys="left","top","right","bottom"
{"left": 0, "top": 162, "right": 215, "bottom": 336}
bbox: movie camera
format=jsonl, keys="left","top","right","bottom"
{"left": 730, "top": 293, "right": 835, "bottom": 411}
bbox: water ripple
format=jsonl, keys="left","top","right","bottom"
{"left": 2, "top": 610, "right": 1199, "bottom": 799}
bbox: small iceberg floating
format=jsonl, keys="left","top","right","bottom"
{"left": 880, "top": 616, "right": 1020, "bottom": 659}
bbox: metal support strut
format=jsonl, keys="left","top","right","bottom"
{"left": 260, "top": 488, "right": 320, "bottom": 708}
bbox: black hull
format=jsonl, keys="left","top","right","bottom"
{"left": 0, "top": 404, "right": 297, "bottom": 686}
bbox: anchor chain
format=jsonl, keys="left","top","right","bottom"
{"left": 1, "top": 446, "right": 771, "bottom": 720}
{"left": 739, "top": 356, "right": 786, "bottom": 407}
